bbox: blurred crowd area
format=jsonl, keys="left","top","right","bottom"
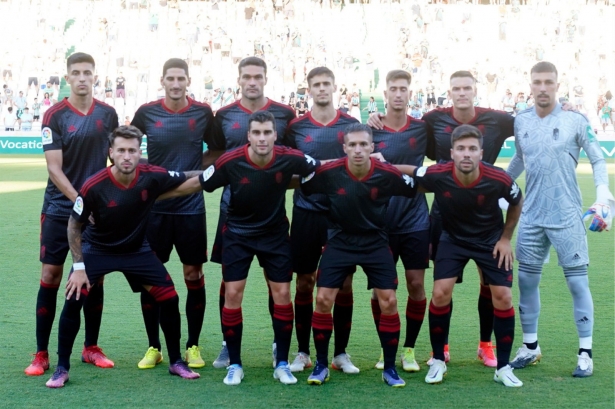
{"left": 0, "top": 0, "right": 613, "bottom": 131}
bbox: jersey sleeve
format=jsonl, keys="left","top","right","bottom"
{"left": 41, "top": 110, "right": 62, "bottom": 151}
{"left": 300, "top": 166, "right": 327, "bottom": 196}
{"left": 283, "top": 126, "right": 298, "bottom": 149}
{"left": 153, "top": 167, "right": 188, "bottom": 195}
{"left": 208, "top": 114, "right": 227, "bottom": 151}
{"left": 292, "top": 151, "right": 320, "bottom": 176}
{"left": 72, "top": 194, "right": 91, "bottom": 224}
{"left": 199, "top": 161, "right": 229, "bottom": 192}
{"left": 506, "top": 121, "right": 525, "bottom": 180}
{"left": 130, "top": 106, "right": 147, "bottom": 134}
{"left": 576, "top": 118, "right": 609, "bottom": 187}
{"left": 388, "top": 169, "right": 418, "bottom": 198}
{"left": 423, "top": 114, "right": 437, "bottom": 161}
{"left": 201, "top": 106, "right": 217, "bottom": 148}
{"left": 501, "top": 175, "right": 522, "bottom": 206}
{"left": 413, "top": 165, "right": 436, "bottom": 191}
{"left": 109, "top": 108, "right": 120, "bottom": 129}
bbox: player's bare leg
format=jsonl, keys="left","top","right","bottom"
{"left": 477, "top": 267, "right": 496, "bottom": 367}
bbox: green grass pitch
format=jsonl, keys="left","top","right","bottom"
{"left": 0, "top": 156, "right": 613, "bottom": 408}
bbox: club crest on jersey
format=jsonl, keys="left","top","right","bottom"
{"left": 301, "top": 171, "right": 315, "bottom": 184}
{"left": 42, "top": 127, "right": 53, "bottom": 145}
{"left": 510, "top": 182, "right": 520, "bottom": 199}
{"left": 73, "top": 197, "right": 84, "bottom": 215}
{"left": 416, "top": 167, "right": 427, "bottom": 177}
{"left": 168, "top": 170, "right": 180, "bottom": 177}
{"left": 141, "top": 190, "right": 148, "bottom": 201}
{"left": 202, "top": 165, "right": 215, "bottom": 181}
{"left": 304, "top": 154, "right": 316, "bottom": 165}
{"left": 403, "top": 174, "right": 414, "bottom": 187}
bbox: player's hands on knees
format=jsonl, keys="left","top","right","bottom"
{"left": 66, "top": 269, "right": 91, "bottom": 300}
{"left": 493, "top": 238, "right": 514, "bottom": 271}
{"left": 367, "top": 112, "right": 385, "bottom": 129}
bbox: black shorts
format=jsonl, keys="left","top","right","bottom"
{"left": 389, "top": 229, "right": 430, "bottom": 270}
{"left": 433, "top": 240, "right": 513, "bottom": 288}
{"left": 427, "top": 97, "right": 436, "bottom": 105}
{"left": 28, "top": 77, "right": 38, "bottom": 86}
{"left": 40, "top": 214, "right": 70, "bottom": 265}
{"left": 146, "top": 213, "right": 208, "bottom": 265}
{"left": 210, "top": 209, "right": 226, "bottom": 264}
{"left": 33, "top": 115, "right": 40, "bottom": 120}
{"left": 290, "top": 207, "right": 330, "bottom": 274}
{"left": 48, "top": 76, "right": 60, "bottom": 85}
{"left": 221, "top": 224, "right": 292, "bottom": 283}
{"left": 317, "top": 244, "right": 398, "bottom": 290}
{"left": 429, "top": 216, "right": 443, "bottom": 261}
{"left": 82, "top": 251, "right": 174, "bottom": 292}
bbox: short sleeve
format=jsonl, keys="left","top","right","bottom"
{"left": 199, "top": 162, "right": 229, "bottom": 192}
{"left": 72, "top": 195, "right": 91, "bottom": 224}
{"left": 130, "top": 107, "right": 147, "bottom": 134}
{"left": 502, "top": 178, "right": 522, "bottom": 206}
{"left": 208, "top": 115, "right": 227, "bottom": 151}
{"left": 300, "top": 166, "right": 326, "bottom": 196}
{"left": 389, "top": 171, "right": 417, "bottom": 198}
{"left": 41, "top": 110, "right": 62, "bottom": 151}
{"left": 413, "top": 165, "right": 435, "bottom": 191}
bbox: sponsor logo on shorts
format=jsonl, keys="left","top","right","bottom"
{"left": 73, "top": 196, "right": 84, "bottom": 215}
{"left": 41, "top": 127, "right": 53, "bottom": 145}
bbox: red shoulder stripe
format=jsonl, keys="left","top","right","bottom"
{"left": 315, "top": 158, "right": 345, "bottom": 174}
{"left": 140, "top": 164, "right": 168, "bottom": 173}
{"left": 288, "top": 115, "right": 309, "bottom": 128}
{"left": 216, "top": 147, "right": 245, "bottom": 168}
{"left": 426, "top": 162, "right": 452, "bottom": 174}
{"left": 374, "top": 160, "right": 402, "bottom": 176}
{"left": 80, "top": 169, "right": 109, "bottom": 196}
{"left": 42, "top": 100, "right": 68, "bottom": 126}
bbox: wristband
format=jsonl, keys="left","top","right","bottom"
{"left": 73, "top": 262, "right": 85, "bottom": 271}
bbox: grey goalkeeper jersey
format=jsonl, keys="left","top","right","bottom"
{"left": 507, "top": 104, "right": 608, "bottom": 228}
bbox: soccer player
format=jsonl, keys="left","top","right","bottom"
{"left": 195, "top": 111, "right": 319, "bottom": 385}
{"left": 370, "top": 70, "right": 429, "bottom": 373}
{"left": 507, "top": 62, "right": 613, "bottom": 377}
{"left": 284, "top": 66, "right": 360, "bottom": 374}
{"left": 302, "top": 123, "right": 417, "bottom": 388}
{"left": 45, "top": 126, "right": 200, "bottom": 388}
{"left": 26, "top": 52, "right": 118, "bottom": 377}
{"left": 131, "top": 58, "right": 214, "bottom": 370}
{"left": 370, "top": 70, "right": 514, "bottom": 367}
{"left": 413, "top": 124, "right": 524, "bottom": 387}
{"left": 204, "top": 57, "right": 296, "bottom": 369}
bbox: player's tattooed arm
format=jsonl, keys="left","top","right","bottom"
{"left": 67, "top": 216, "right": 84, "bottom": 264}
{"left": 45, "top": 150, "right": 79, "bottom": 203}
{"left": 493, "top": 196, "right": 523, "bottom": 271}
{"left": 183, "top": 170, "right": 203, "bottom": 178}
{"left": 66, "top": 215, "right": 91, "bottom": 300}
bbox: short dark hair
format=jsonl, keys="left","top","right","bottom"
{"left": 385, "top": 69, "right": 412, "bottom": 85}
{"left": 451, "top": 124, "right": 483, "bottom": 148}
{"left": 238, "top": 56, "right": 267, "bottom": 76}
{"left": 307, "top": 67, "right": 335, "bottom": 87}
{"left": 248, "top": 110, "right": 275, "bottom": 130}
{"left": 7, "top": 107, "right": 12, "bottom": 112}
{"left": 66, "top": 52, "right": 95, "bottom": 72}
{"left": 343, "top": 123, "right": 373, "bottom": 143}
{"left": 450, "top": 70, "right": 475, "bottom": 83}
{"left": 109, "top": 125, "right": 143, "bottom": 147}
{"left": 162, "top": 58, "right": 189, "bottom": 77}
{"left": 530, "top": 61, "right": 558, "bottom": 79}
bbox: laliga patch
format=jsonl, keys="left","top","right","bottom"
{"left": 416, "top": 166, "right": 427, "bottom": 177}
{"left": 403, "top": 174, "right": 414, "bottom": 187}
{"left": 41, "top": 127, "right": 53, "bottom": 145}
{"left": 202, "top": 165, "right": 215, "bottom": 181}
{"left": 586, "top": 125, "right": 597, "bottom": 143}
{"left": 510, "top": 182, "right": 520, "bottom": 199}
{"left": 304, "top": 154, "right": 316, "bottom": 165}
{"left": 73, "top": 197, "right": 84, "bottom": 215}
{"left": 302, "top": 171, "right": 315, "bottom": 184}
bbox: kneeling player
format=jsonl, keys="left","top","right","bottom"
{"left": 413, "top": 125, "right": 524, "bottom": 387}
{"left": 302, "top": 123, "right": 417, "bottom": 388}
{"left": 46, "top": 126, "right": 200, "bottom": 388}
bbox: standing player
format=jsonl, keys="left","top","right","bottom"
{"left": 26, "top": 52, "right": 118, "bottom": 376}
{"left": 45, "top": 126, "right": 200, "bottom": 388}
{"left": 370, "top": 70, "right": 514, "bottom": 366}
{"left": 507, "top": 62, "right": 613, "bottom": 377}
{"left": 131, "top": 58, "right": 214, "bottom": 370}
{"left": 370, "top": 70, "right": 429, "bottom": 373}
{"left": 413, "top": 125, "right": 524, "bottom": 387}
{"left": 188, "top": 111, "right": 319, "bottom": 385}
{"left": 204, "top": 57, "right": 296, "bottom": 369}
{"left": 302, "top": 123, "right": 417, "bottom": 388}
{"left": 284, "top": 67, "right": 360, "bottom": 374}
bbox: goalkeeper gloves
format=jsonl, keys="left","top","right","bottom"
{"left": 583, "top": 184, "right": 614, "bottom": 232}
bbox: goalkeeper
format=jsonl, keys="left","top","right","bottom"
{"left": 505, "top": 62, "right": 614, "bottom": 378}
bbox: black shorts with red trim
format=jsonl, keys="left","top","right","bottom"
{"left": 221, "top": 223, "right": 293, "bottom": 283}
{"left": 40, "top": 214, "right": 71, "bottom": 265}
{"left": 433, "top": 240, "right": 513, "bottom": 288}
{"left": 210, "top": 209, "right": 226, "bottom": 264}
{"left": 146, "top": 213, "right": 208, "bottom": 265}
{"left": 389, "top": 229, "right": 430, "bottom": 270}
{"left": 82, "top": 250, "right": 175, "bottom": 292}
{"left": 317, "top": 243, "right": 398, "bottom": 290}
{"left": 290, "top": 207, "right": 330, "bottom": 274}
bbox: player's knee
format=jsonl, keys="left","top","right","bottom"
{"left": 431, "top": 284, "right": 452, "bottom": 306}
{"left": 377, "top": 293, "right": 397, "bottom": 315}
{"left": 41, "top": 264, "right": 63, "bottom": 285}
{"left": 182, "top": 265, "right": 203, "bottom": 281}
{"left": 296, "top": 273, "right": 316, "bottom": 293}
{"left": 315, "top": 291, "right": 335, "bottom": 312}
{"left": 405, "top": 270, "right": 425, "bottom": 298}
{"left": 490, "top": 288, "right": 512, "bottom": 309}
